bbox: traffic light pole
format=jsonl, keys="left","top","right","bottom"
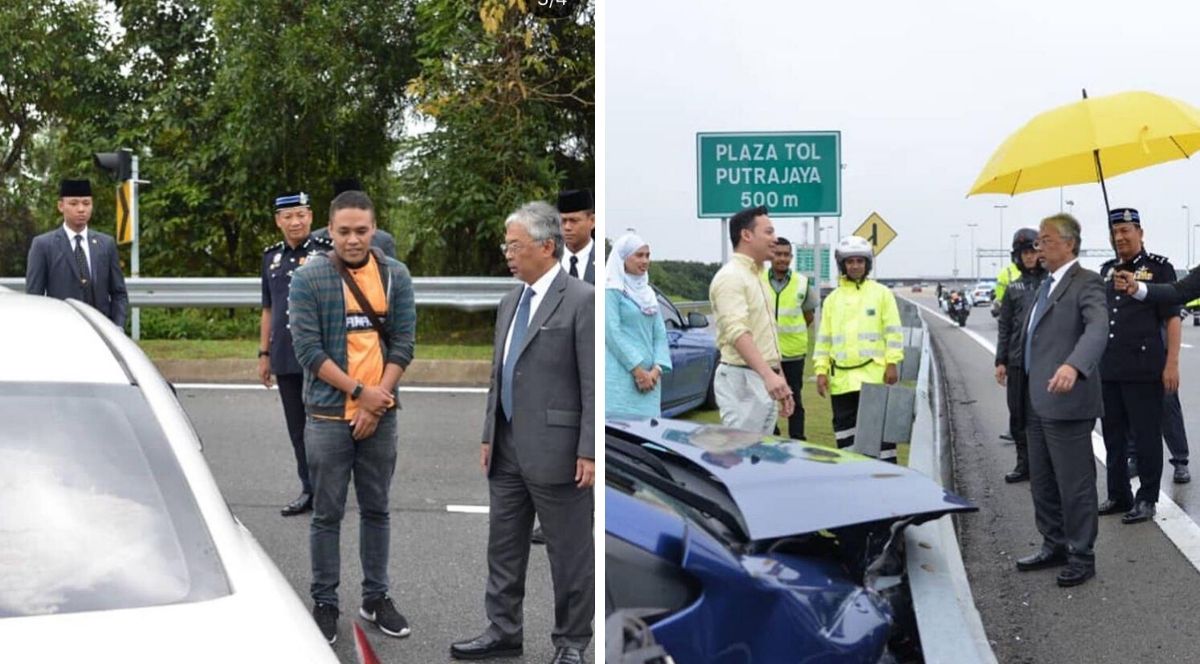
{"left": 131, "top": 155, "right": 140, "bottom": 340}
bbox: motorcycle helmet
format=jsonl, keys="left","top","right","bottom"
{"left": 1010, "top": 227, "right": 1043, "bottom": 276}
{"left": 835, "top": 236, "right": 874, "bottom": 280}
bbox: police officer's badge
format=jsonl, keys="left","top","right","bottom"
{"left": 1134, "top": 267, "right": 1153, "bottom": 281}
{"left": 272, "top": 252, "right": 282, "bottom": 267}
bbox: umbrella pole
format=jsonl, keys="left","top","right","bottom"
{"left": 1093, "top": 149, "right": 1112, "bottom": 215}
{"left": 1082, "top": 88, "right": 1113, "bottom": 217}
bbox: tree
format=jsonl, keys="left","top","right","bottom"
{"left": 398, "top": 0, "right": 595, "bottom": 276}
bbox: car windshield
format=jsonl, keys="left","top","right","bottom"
{"left": 0, "top": 382, "right": 230, "bottom": 618}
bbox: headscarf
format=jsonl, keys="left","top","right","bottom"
{"left": 605, "top": 233, "right": 658, "bottom": 315}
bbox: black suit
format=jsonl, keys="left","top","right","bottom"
{"left": 26, "top": 226, "right": 128, "bottom": 327}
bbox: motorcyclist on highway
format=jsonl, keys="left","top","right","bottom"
{"left": 993, "top": 228, "right": 1046, "bottom": 483}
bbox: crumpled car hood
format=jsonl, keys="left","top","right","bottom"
{"left": 607, "top": 416, "right": 975, "bottom": 541}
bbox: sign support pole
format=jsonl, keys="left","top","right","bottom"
{"left": 720, "top": 217, "right": 728, "bottom": 264}
{"left": 131, "top": 155, "right": 141, "bottom": 340}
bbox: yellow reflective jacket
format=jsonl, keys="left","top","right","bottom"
{"left": 762, "top": 270, "right": 810, "bottom": 358}
{"left": 994, "top": 262, "right": 1022, "bottom": 303}
{"left": 813, "top": 277, "right": 904, "bottom": 395}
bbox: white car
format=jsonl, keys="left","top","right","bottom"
{"left": 0, "top": 292, "right": 337, "bottom": 663}
{"left": 970, "top": 282, "right": 996, "bottom": 307}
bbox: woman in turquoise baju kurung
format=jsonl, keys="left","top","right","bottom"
{"left": 605, "top": 233, "right": 672, "bottom": 417}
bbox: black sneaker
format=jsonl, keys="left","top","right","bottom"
{"left": 360, "top": 595, "right": 411, "bottom": 638}
{"left": 313, "top": 602, "right": 339, "bottom": 644}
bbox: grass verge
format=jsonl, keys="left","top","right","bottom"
{"left": 138, "top": 339, "right": 492, "bottom": 361}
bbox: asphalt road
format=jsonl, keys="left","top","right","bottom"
{"left": 908, "top": 290, "right": 1200, "bottom": 663}
{"left": 179, "top": 387, "right": 594, "bottom": 664}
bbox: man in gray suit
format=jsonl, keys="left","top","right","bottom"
{"left": 451, "top": 202, "right": 595, "bottom": 664}
{"left": 1014, "top": 213, "right": 1108, "bottom": 588}
{"left": 26, "top": 179, "right": 128, "bottom": 327}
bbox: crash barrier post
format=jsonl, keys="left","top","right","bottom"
{"left": 852, "top": 382, "right": 916, "bottom": 458}
{"left": 901, "top": 296, "right": 999, "bottom": 664}
{"left": 0, "top": 276, "right": 517, "bottom": 311}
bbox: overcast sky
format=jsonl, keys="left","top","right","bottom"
{"left": 605, "top": 0, "right": 1200, "bottom": 280}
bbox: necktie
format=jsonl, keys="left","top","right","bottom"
{"left": 501, "top": 287, "right": 534, "bottom": 421}
{"left": 74, "top": 234, "right": 94, "bottom": 306}
{"left": 569, "top": 255, "right": 579, "bottom": 278}
{"left": 1024, "top": 275, "right": 1054, "bottom": 372}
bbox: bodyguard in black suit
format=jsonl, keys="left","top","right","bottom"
{"left": 557, "top": 189, "right": 595, "bottom": 284}
{"left": 259, "top": 191, "right": 334, "bottom": 517}
{"left": 1097, "top": 208, "right": 1179, "bottom": 525}
{"left": 26, "top": 179, "right": 128, "bottom": 327}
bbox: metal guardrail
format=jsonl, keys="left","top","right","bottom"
{"left": 0, "top": 276, "right": 519, "bottom": 311}
{"left": 900, "top": 296, "right": 999, "bottom": 664}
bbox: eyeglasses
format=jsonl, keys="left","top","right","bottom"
{"left": 1032, "top": 236, "right": 1060, "bottom": 250}
{"left": 500, "top": 242, "right": 525, "bottom": 256}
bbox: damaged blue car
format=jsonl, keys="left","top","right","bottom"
{"left": 605, "top": 416, "right": 976, "bottom": 663}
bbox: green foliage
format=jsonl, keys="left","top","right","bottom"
{"left": 398, "top": 0, "right": 595, "bottom": 276}
{"left": 138, "top": 308, "right": 260, "bottom": 340}
{"left": 650, "top": 260, "right": 722, "bottom": 301}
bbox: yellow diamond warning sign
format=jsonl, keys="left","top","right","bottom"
{"left": 853, "top": 212, "right": 897, "bottom": 256}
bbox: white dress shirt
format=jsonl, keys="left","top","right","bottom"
{"left": 561, "top": 239, "right": 593, "bottom": 277}
{"left": 63, "top": 223, "right": 92, "bottom": 275}
{"left": 1027, "top": 258, "right": 1077, "bottom": 333}
{"left": 503, "top": 263, "right": 563, "bottom": 363}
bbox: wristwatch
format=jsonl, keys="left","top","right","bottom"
{"left": 257, "top": 350, "right": 270, "bottom": 358}
{"left": 350, "top": 382, "right": 364, "bottom": 400}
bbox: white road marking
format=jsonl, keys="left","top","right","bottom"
{"left": 174, "top": 383, "right": 488, "bottom": 394}
{"left": 905, "top": 297, "right": 1200, "bottom": 574}
{"left": 446, "top": 505, "right": 489, "bottom": 514}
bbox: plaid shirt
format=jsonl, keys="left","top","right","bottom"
{"left": 289, "top": 249, "right": 416, "bottom": 417}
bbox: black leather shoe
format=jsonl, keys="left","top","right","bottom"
{"left": 450, "top": 633, "right": 523, "bottom": 660}
{"left": 1098, "top": 499, "right": 1132, "bottom": 516}
{"left": 1175, "top": 465, "right": 1191, "bottom": 484}
{"left": 999, "top": 433, "right": 1014, "bottom": 442}
{"left": 1122, "top": 500, "right": 1156, "bottom": 524}
{"left": 1004, "top": 462, "right": 1029, "bottom": 483}
{"left": 531, "top": 526, "right": 546, "bottom": 545}
{"left": 1015, "top": 549, "right": 1068, "bottom": 571}
{"left": 551, "top": 646, "right": 585, "bottom": 664}
{"left": 1056, "top": 563, "right": 1095, "bottom": 587}
{"left": 281, "top": 493, "right": 313, "bottom": 516}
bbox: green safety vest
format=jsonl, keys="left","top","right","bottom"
{"left": 763, "top": 270, "right": 810, "bottom": 358}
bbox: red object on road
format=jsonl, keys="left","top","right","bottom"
{"left": 353, "top": 623, "right": 382, "bottom": 664}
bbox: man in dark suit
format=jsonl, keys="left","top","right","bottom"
{"left": 1014, "top": 213, "right": 1108, "bottom": 588}
{"left": 557, "top": 189, "right": 595, "bottom": 284}
{"left": 451, "top": 202, "right": 594, "bottom": 664}
{"left": 26, "top": 179, "right": 128, "bottom": 327}
{"left": 311, "top": 179, "right": 397, "bottom": 258}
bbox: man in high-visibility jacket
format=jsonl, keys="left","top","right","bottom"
{"left": 814, "top": 236, "right": 904, "bottom": 460}
{"left": 991, "top": 261, "right": 1022, "bottom": 318}
{"left": 763, "top": 237, "right": 818, "bottom": 440}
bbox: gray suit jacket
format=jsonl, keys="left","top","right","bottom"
{"left": 26, "top": 227, "right": 128, "bottom": 327}
{"left": 311, "top": 226, "right": 397, "bottom": 258}
{"left": 1021, "top": 262, "right": 1108, "bottom": 420}
{"left": 482, "top": 268, "right": 595, "bottom": 484}
{"left": 583, "top": 245, "right": 595, "bottom": 284}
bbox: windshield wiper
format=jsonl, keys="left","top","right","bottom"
{"left": 609, "top": 454, "right": 749, "bottom": 542}
{"left": 605, "top": 435, "right": 674, "bottom": 480}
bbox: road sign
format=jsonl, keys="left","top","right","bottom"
{"left": 696, "top": 131, "right": 841, "bottom": 217}
{"left": 116, "top": 180, "right": 132, "bottom": 244}
{"left": 794, "top": 245, "right": 832, "bottom": 281}
{"left": 853, "top": 211, "right": 897, "bottom": 256}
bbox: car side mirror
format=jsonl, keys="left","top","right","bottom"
{"left": 686, "top": 312, "right": 709, "bottom": 328}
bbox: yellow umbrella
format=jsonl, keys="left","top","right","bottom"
{"left": 968, "top": 90, "right": 1200, "bottom": 208}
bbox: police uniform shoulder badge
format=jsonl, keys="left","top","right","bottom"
{"left": 1146, "top": 252, "right": 1170, "bottom": 265}
{"left": 264, "top": 240, "right": 284, "bottom": 254}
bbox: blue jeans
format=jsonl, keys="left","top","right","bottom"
{"left": 306, "top": 412, "right": 398, "bottom": 607}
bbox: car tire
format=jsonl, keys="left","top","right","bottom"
{"left": 703, "top": 366, "right": 718, "bottom": 410}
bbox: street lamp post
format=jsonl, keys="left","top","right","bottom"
{"left": 951, "top": 233, "right": 960, "bottom": 279}
{"left": 994, "top": 204, "right": 1008, "bottom": 255}
{"left": 1184, "top": 204, "right": 1192, "bottom": 267}
{"left": 967, "top": 222, "right": 978, "bottom": 280}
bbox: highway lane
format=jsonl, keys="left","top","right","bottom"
{"left": 179, "top": 388, "right": 594, "bottom": 664}
{"left": 909, "top": 290, "right": 1200, "bottom": 663}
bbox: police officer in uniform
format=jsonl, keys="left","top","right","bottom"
{"left": 260, "top": 191, "right": 333, "bottom": 516}
{"left": 994, "top": 228, "right": 1046, "bottom": 483}
{"left": 1097, "top": 207, "right": 1180, "bottom": 524}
